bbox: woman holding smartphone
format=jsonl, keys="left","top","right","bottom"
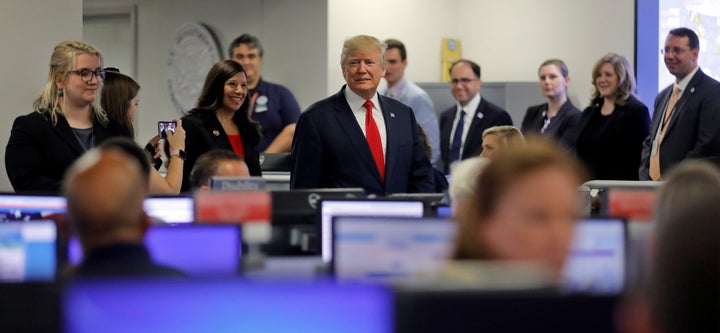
{"left": 101, "top": 70, "right": 186, "bottom": 194}
{"left": 180, "top": 60, "right": 262, "bottom": 191}
{"left": 6, "top": 40, "right": 126, "bottom": 193}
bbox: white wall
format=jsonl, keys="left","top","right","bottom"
{"left": 327, "top": 0, "right": 458, "bottom": 94}
{"left": 328, "top": 0, "right": 635, "bottom": 110}
{"left": 0, "top": 0, "right": 83, "bottom": 192}
{"left": 84, "top": 0, "right": 328, "bottom": 150}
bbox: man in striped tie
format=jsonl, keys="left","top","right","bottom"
{"left": 290, "top": 35, "right": 434, "bottom": 195}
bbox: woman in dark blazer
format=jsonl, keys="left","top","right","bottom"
{"left": 180, "top": 60, "right": 262, "bottom": 191}
{"left": 522, "top": 59, "right": 581, "bottom": 148}
{"left": 5, "top": 41, "right": 124, "bottom": 193}
{"left": 575, "top": 53, "right": 650, "bottom": 180}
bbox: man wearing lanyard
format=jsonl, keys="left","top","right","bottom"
{"left": 229, "top": 34, "right": 301, "bottom": 153}
{"left": 640, "top": 27, "right": 720, "bottom": 180}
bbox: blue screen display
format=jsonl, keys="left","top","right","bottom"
{"left": 68, "top": 225, "right": 241, "bottom": 277}
{"left": 64, "top": 280, "right": 393, "bottom": 333}
{"left": 0, "top": 221, "right": 56, "bottom": 281}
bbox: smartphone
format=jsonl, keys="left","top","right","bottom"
{"left": 158, "top": 121, "right": 176, "bottom": 138}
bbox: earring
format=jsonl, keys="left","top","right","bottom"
{"left": 58, "top": 90, "right": 64, "bottom": 97}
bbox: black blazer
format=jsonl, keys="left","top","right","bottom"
{"left": 180, "top": 110, "right": 262, "bottom": 192}
{"left": 5, "top": 111, "right": 122, "bottom": 193}
{"left": 439, "top": 97, "right": 513, "bottom": 173}
{"left": 522, "top": 100, "right": 581, "bottom": 148}
{"left": 639, "top": 68, "right": 720, "bottom": 180}
{"left": 290, "top": 86, "right": 435, "bottom": 195}
{"left": 575, "top": 95, "right": 650, "bottom": 180}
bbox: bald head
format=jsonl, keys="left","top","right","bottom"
{"left": 63, "top": 147, "right": 149, "bottom": 246}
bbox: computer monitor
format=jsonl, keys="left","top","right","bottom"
{"left": 434, "top": 205, "right": 453, "bottom": 218}
{"left": 68, "top": 224, "right": 241, "bottom": 277}
{"left": 387, "top": 193, "right": 446, "bottom": 217}
{"left": 64, "top": 280, "right": 393, "bottom": 333}
{"left": 143, "top": 196, "right": 194, "bottom": 224}
{"left": 0, "top": 220, "right": 57, "bottom": 282}
{"left": 332, "top": 216, "right": 456, "bottom": 282}
{"left": 319, "top": 199, "right": 424, "bottom": 263}
{"left": 210, "top": 176, "right": 266, "bottom": 191}
{"left": 0, "top": 193, "right": 66, "bottom": 221}
{"left": 561, "top": 217, "right": 627, "bottom": 294}
{"left": 271, "top": 188, "right": 366, "bottom": 226}
{"left": 394, "top": 287, "right": 618, "bottom": 333}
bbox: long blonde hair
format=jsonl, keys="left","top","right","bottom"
{"left": 33, "top": 40, "right": 108, "bottom": 125}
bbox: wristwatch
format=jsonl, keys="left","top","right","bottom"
{"left": 171, "top": 149, "right": 187, "bottom": 161}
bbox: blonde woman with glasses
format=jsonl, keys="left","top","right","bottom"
{"left": 6, "top": 40, "right": 126, "bottom": 193}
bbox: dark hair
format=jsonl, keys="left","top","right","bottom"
{"left": 416, "top": 125, "right": 432, "bottom": 159}
{"left": 384, "top": 38, "right": 407, "bottom": 61}
{"left": 189, "top": 60, "right": 261, "bottom": 147}
{"left": 449, "top": 59, "right": 481, "bottom": 79}
{"left": 101, "top": 71, "right": 139, "bottom": 137}
{"left": 228, "top": 33, "right": 264, "bottom": 59}
{"left": 538, "top": 59, "right": 569, "bottom": 78}
{"left": 668, "top": 27, "right": 700, "bottom": 50}
{"left": 189, "top": 149, "right": 246, "bottom": 189}
{"left": 99, "top": 137, "right": 151, "bottom": 182}
{"left": 651, "top": 192, "right": 720, "bottom": 332}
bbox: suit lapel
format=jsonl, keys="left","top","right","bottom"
{"left": 664, "top": 71, "right": 703, "bottom": 136}
{"left": 52, "top": 115, "right": 86, "bottom": 156}
{"left": 462, "top": 100, "right": 486, "bottom": 157}
{"left": 379, "top": 95, "right": 398, "bottom": 183}
{"left": 331, "top": 89, "right": 383, "bottom": 183}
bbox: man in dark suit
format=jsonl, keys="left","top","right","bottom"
{"left": 64, "top": 138, "right": 184, "bottom": 278}
{"left": 439, "top": 60, "right": 513, "bottom": 173}
{"left": 290, "top": 35, "right": 434, "bottom": 195}
{"left": 640, "top": 27, "right": 720, "bottom": 180}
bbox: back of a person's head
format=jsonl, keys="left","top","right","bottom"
{"left": 189, "top": 149, "right": 248, "bottom": 190}
{"left": 63, "top": 145, "right": 148, "bottom": 242}
{"left": 449, "top": 156, "right": 489, "bottom": 204}
{"left": 452, "top": 137, "right": 585, "bottom": 261}
{"left": 655, "top": 160, "right": 720, "bottom": 232}
{"left": 650, "top": 192, "right": 720, "bottom": 332}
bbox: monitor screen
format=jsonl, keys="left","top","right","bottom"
{"left": 143, "top": 196, "right": 194, "bottom": 224}
{"left": 0, "top": 194, "right": 66, "bottom": 222}
{"left": 271, "top": 188, "right": 365, "bottom": 226}
{"left": 0, "top": 221, "right": 57, "bottom": 281}
{"left": 320, "top": 200, "right": 424, "bottom": 263}
{"left": 332, "top": 216, "right": 456, "bottom": 282}
{"left": 64, "top": 280, "right": 392, "bottom": 333}
{"left": 561, "top": 218, "right": 627, "bottom": 294}
{"left": 68, "top": 225, "right": 241, "bottom": 277}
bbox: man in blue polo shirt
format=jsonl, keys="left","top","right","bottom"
{"left": 229, "top": 34, "right": 301, "bottom": 153}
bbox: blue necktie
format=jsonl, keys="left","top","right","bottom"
{"left": 448, "top": 110, "right": 465, "bottom": 164}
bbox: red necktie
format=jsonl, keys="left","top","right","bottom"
{"left": 363, "top": 100, "right": 384, "bottom": 180}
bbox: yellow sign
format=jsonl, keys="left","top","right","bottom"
{"left": 441, "top": 38, "right": 462, "bottom": 82}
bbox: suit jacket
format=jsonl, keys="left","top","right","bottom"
{"left": 74, "top": 243, "right": 186, "bottom": 278}
{"left": 639, "top": 68, "right": 720, "bottom": 180}
{"left": 290, "top": 86, "right": 435, "bottom": 195}
{"left": 439, "top": 97, "right": 513, "bottom": 173}
{"left": 522, "top": 100, "right": 581, "bottom": 148}
{"left": 181, "top": 110, "right": 262, "bottom": 192}
{"left": 5, "top": 111, "right": 122, "bottom": 193}
{"left": 575, "top": 95, "right": 650, "bottom": 180}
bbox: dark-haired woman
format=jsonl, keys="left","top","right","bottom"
{"left": 180, "top": 60, "right": 262, "bottom": 191}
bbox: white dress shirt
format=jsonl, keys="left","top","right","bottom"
{"left": 449, "top": 93, "right": 481, "bottom": 157}
{"left": 344, "top": 88, "right": 387, "bottom": 158}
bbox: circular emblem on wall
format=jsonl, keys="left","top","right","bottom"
{"left": 446, "top": 39, "right": 457, "bottom": 51}
{"left": 166, "top": 22, "right": 222, "bottom": 113}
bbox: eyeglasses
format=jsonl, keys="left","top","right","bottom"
{"left": 661, "top": 47, "right": 690, "bottom": 56}
{"left": 450, "top": 78, "right": 477, "bottom": 85}
{"left": 69, "top": 68, "right": 106, "bottom": 83}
